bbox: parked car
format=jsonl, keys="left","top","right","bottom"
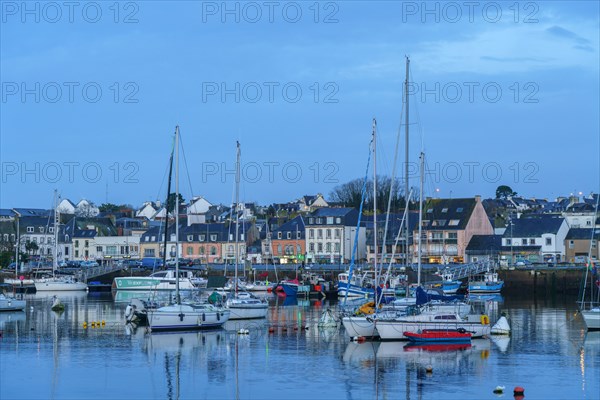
{"left": 141, "top": 258, "right": 164, "bottom": 269}
{"left": 81, "top": 260, "right": 99, "bottom": 268}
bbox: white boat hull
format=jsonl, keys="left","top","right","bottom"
{"left": 227, "top": 304, "right": 269, "bottom": 320}
{"left": 375, "top": 318, "right": 490, "bottom": 340}
{"left": 35, "top": 279, "right": 88, "bottom": 291}
{"left": 582, "top": 308, "right": 600, "bottom": 330}
{"left": 342, "top": 316, "right": 378, "bottom": 338}
{"left": 149, "top": 304, "right": 230, "bottom": 331}
{"left": 113, "top": 277, "right": 197, "bottom": 290}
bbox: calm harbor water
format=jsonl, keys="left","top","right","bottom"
{"left": 0, "top": 291, "right": 598, "bottom": 400}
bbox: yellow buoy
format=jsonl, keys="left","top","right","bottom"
{"left": 83, "top": 322, "right": 88, "bottom": 329}
{"left": 101, "top": 320, "right": 106, "bottom": 326}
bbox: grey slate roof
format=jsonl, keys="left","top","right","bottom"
{"left": 504, "top": 215, "right": 565, "bottom": 238}
{"left": 466, "top": 235, "right": 502, "bottom": 252}
{"left": 421, "top": 198, "right": 477, "bottom": 230}
{"left": 565, "top": 228, "right": 600, "bottom": 240}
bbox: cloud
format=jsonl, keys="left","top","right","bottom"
{"left": 546, "top": 26, "right": 590, "bottom": 44}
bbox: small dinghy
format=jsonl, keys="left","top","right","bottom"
{"left": 403, "top": 329, "right": 472, "bottom": 343}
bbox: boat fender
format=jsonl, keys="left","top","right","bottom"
{"left": 125, "top": 305, "right": 134, "bottom": 321}
{"left": 202, "top": 313, "right": 206, "bottom": 322}
{"left": 480, "top": 315, "right": 490, "bottom": 325}
{"left": 217, "top": 312, "right": 220, "bottom": 321}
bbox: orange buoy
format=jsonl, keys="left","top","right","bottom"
{"left": 513, "top": 386, "right": 525, "bottom": 395}
{"left": 357, "top": 336, "right": 366, "bottom": 343}
{"left": 268, "top": 327, "right": 275, "bottom": 333}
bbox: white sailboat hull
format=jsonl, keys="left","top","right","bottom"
{"left": 582, "top": 308, "right": 600, "bottom": 330}
{"left": 35, "top": 279, "right": 88, "bottom": 291}
{"left": 149, "top": 304, "right": 230, "bottom": 331}
{"left": 227, "top": 304, "right": 269, "bottom": 320}
{"left": 113, "top": 277, "right": 197, "bottom": 290}
{"left": 342, "top": 316, "right": 378, "bottom": 338}
{"left": 375, "top": 317, "right": 491, "bottom": 340}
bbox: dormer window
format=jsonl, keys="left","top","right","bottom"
{"left": 426, "top": 209, "right": 433, "bottom": 213}
{"left": 187, "top": 235, "right": 193, "bottom": 242}
{"left": 441, "top": 208, "right": 448, "bottom": 213}
{"left": 27, "top": 226, "right": 34, "bottom": 233}
{"left": 456, "top": 208, "right": 463, "bottom": 212}
{"left": 278, "top": 232, "right": 282, "bottom": 239}
{"left": 287, "top": 232, "right": 291, "bottom": 239}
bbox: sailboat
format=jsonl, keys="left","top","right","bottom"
{"left": 35, "top": 191, "right": 88, "bottom": 292}
{"left": 148, "top": 126, "right": 230, "bottom": 331}
{"left": 225, "top": 142, "right": 269, "bottom": 320}
{"left": 578, "top": 193, "right": 600, "bottom": 330}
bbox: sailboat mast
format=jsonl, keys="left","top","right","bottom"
{"left": 372, "top": 118, "right": 378, "bottom": 298}
{"left": 175, "top": 125, "right": 180, "bottom": 305}
{"left": 418, "top": 152, "right": 424, "bottom": 286}
{"left": 404, "top": 56, "right": 410, "bottom": 268}
{"left": 53, "top": 190, "right": 59, "bottom": 274}
{"left": 234, "top": 141, "right": 241, "bottom": 293}
{"left": 163, "top": 139, "right": 175, "bottom": 270}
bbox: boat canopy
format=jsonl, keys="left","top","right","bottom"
{"left": 415, "top": 286, "right": 463, "bottom": 306}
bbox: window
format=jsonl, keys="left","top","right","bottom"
{"left": 335, "top": 229, "right": 340, "bottom": 239}
{"left": 317, "top": 229, "right": 323, "bottom": 239}
{"left": 228, "top": 245, "right": 234, "bottom": 252}
{"left": 448, "top": 220, "right": 460, "bottom": 226}
{"left": 106, "top": 246, "right": 118, "bottom": 256}
{"left": 144, "top": 249, "right": 155, "bottom": 257}
{"left": 586, "top": 220, "right": 592, "bottom": 226}
{"left": 506, "top": 239, "right": 511, "bottom": 245}
{"left": 96, "top": 246, "right": 102, "bottom": 252}
{"left": 49, "top": 227, "right": 54, "bottom": 233}
{"left": 39, "top": 227, "right": 44, "bottom": 233}
{"left": 85, "top": 240, "right": 89, "bottom": 248}
{"left": 522, "top": 239, "right": 527, "bottom": 245}
{"left": 433, "top": 220, "right": 446, "bottom": 226}
{"left": 569, "top": 240, "right": 574, "bottom": 249}
{"left": 296, "top": 231, "right": 301, "bottom": 240}
{"left": 326, "top": 229, "right": 331, "bottom": 239}
{"left": 277, "top": 244, "right": 282, "bottom": 255}
{"left": 75, "top": 250, "right": 79, "bottom": 257}
{"left": 145, "top": 236, "right": 150, "bottom": 242}
{"left": 529, "top": 238, "right": 535, "bottom": 245}
{"left": 27, "top": 227, "right": 33, "bottom": 233}
{"left": 456, "top": 208, "right": 463, "bottom": 212}
{"left": 65, "top": 235, "right": 69, "bottom": 242}
{"left": 210, "top": 246, "right": 216, "bottom": 255}
{"left": 39, "top": 237, "right": 44, "bottom": 244}
{"left": 64, "top": 247, "right": 69, "bottom": 256}
{"left": 2, "top": 234, "right": 7, "bottom": 241}
{"left": 151, "top": 236, "right": 156, "bottom": 241}
{"left": 421, "top": 220, "right": 429, "bottom": 227}
{"left": 327, "top": 217, "right": 333, "bottom": 224}
{"left": 317, "top": 243, "right": 323, "bottom": 252}
{"left": 210, "top": 234, "right": 217, "bottom": 242}
{"left": 296, "top": 244, "right": 301, "bottom": 254}
{"left": 187, "top": 247, "right": 193, "bottom": 255}
{"left": 75, "top": 240, "right": 79, "bottom": 248}
{"left": 200, "top": 234, "right": 205, "bottom": 242}
{"left": 592, "top": 240, "right": 597, "bottom": 249}
{"left": 447, "top": 232, "right": 457, "bottom": 239}
{"left": 441, "top": 208, "right": 448, "bottom": 213}
{"left": 426, "top": 208, "right": 433, "bottom": 213}
{"left": 286, "top": 232, "right": 291, "bottom": 239}
{"left": 334, "top": 243, "right": 340, "bottom": 252}
{"left": 545, "top": 238, "right": 552, "bottom": 246}
{"left": 200, "top": 246, "right": 205, "bottom": 254}
{"left": 309, "top": 218, "right": 314, "bottom": 224}
{"left": 187, "top": 235, "right": 193, "bottom": 242}
{"left": 326, "top": 242, "right": 331, "bottom": 252}
{"left": 309, "top": 243, "right": 314, "bottom": 252}
{"left": 277, "top": 232, "right": 282, "bottom": 239}
{"left": 336, "top": 217, "right": 341, "bottom": 224}
{"left": 309, "top": 229, "right": 314, "bottom": 239}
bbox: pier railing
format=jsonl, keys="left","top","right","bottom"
{"left": 77, "top": 264, "right": 127, "bottom": 282}
{"left": 439, "top": 260, "right": 494, "bottom": 281}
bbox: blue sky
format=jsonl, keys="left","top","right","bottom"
{"left": 1, "top": 1, "right": 599, "bottom": 209}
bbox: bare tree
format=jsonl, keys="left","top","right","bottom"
{"left": 329, "top": 176, "right": 406, "bottom": 212}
